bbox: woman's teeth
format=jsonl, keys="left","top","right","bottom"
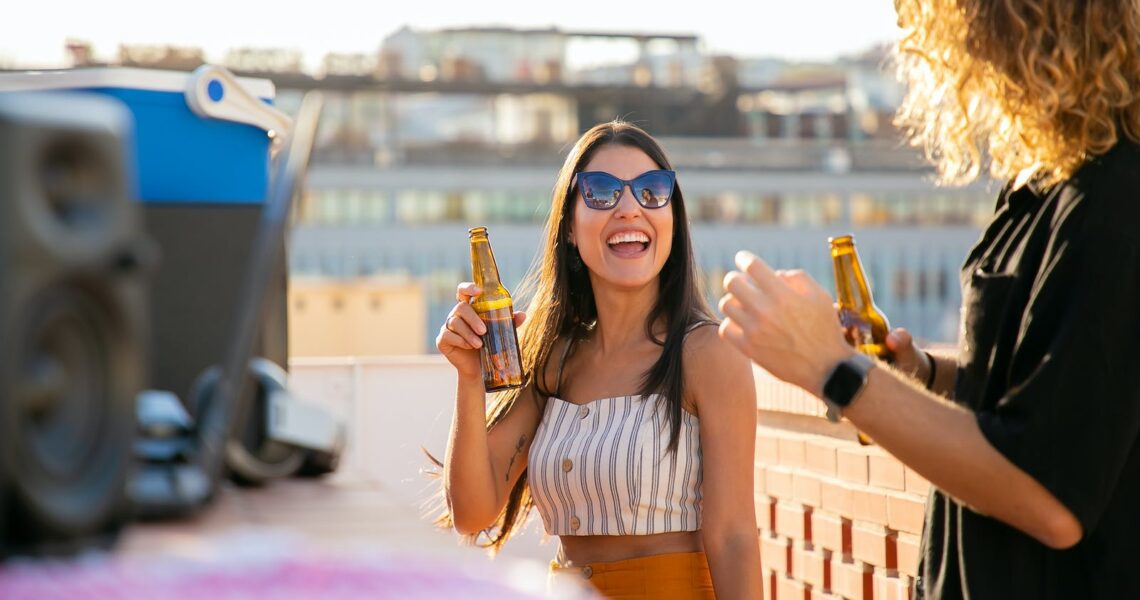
{"left": 606, "top": 231, "right": 650, "bottom": 255}
{"left": 606, "top": 231, "right": 649, "bottom": 246}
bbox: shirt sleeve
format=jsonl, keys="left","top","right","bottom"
{"left": 975, "top": 209, "right": 1140, "bottom": 532}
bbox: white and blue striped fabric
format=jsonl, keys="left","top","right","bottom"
{"left": 528, "top": 394, "right": 703, "bottom": 536}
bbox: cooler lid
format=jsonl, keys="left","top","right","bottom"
{"left": 0, "top": 67, "right": 276, "bottom": 99}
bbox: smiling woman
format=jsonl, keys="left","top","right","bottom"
{"left": 430, "top": 121, "right": 763, "bottom": 599}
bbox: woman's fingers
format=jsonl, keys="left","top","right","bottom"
{"left": 455, "top": 282, "right": 482, "bottom": 302}
{"left": 513, "top": 311, "right": 527, "bottom": 328}
{"left": 445, "top": 312, "right": 484, "bottom": 349}
{"left": 452, "top": 301, "right": 487, "bottom": 335}
{"left": 441, "top": 300, "right": 487, "bottom": 349}
{"left": 438, "top": 327, "right": 478, "bottom": 351}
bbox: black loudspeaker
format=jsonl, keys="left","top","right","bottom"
{"left": 0, "top": 92, "right": 150, "bottom": 556}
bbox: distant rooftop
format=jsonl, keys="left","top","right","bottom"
{"left": 431, "top": 25, "right": 699, "bottom": 43}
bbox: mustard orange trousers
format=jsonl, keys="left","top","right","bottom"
{"left": 549, "top": 550, "right": 715, "bottom": 599}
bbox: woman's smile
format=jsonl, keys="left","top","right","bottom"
{"left": 605, "top": 228, "right": 652, "bottom": 258}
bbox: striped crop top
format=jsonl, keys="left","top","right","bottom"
{"left": 527, "top": 394, "right": 703, "bottom": 536}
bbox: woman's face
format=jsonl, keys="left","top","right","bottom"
{"left": 569, "top": 144, "right": 674, "bottom": 291}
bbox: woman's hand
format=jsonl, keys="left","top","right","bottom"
{"left": 435, "top": 282, "right": 525, "bottom": 381}
{"left": 717, "top": 251, "right": 853, "bottom": 396}
{"left": 885, "top": 327, "right": 932, "bottom": 386}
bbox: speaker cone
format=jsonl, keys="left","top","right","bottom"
{"left": 37, "top": 135, "right": 115, "bottom": 233}
{"left": 3, "top": 281, "right": 133, "bottom": 542}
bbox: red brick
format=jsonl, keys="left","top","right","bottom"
{"left": 810, "top": 511, "right": 851, "bottom": 556}
{"left": 794, "top": 473, "right": 823, "bottom": 508}
{"left": 852, "top": 488, "right": 889, "bottom": 525}
{"left": 778, "top": 574, "right": 810, "bottom": 600}
{"left": 905, "top": 466, "right": 931, "bottom": 495}
{"left": 767, "top": 468, "right": 794, "bottom": 501}
{"left": 837, "top": 448, "right": 869, "bottom": 485}
{"left": 820, "top": 480, "right": 854, "bottom": 519}
{"left": 775, "top": 502, "right": 812, "bottom": 542}
{"left": 757, "top": 495, "right": 776, "bottom": 532}
{"left": 795, "top": 544, "right": 831, "bottom": 592}
{"left": 873, "top": 570, "right": 912, "bottom": 600}
{"left": 779, "top": 437, "right": 807, "bottom": 469}
{"left": 761, "top": 534, "right": 791, "bottom": 575}
{"left": 886, "top": 494, "right": 926, "bottom": 534}
{"left": 896, "top": 533, "right": 921, "bottom": 577}
{"left": 758, "top": 435, "right": 780, "bottom": 465}
{"left": 851, "top": 523, "right": 897, "bottom": 569}
{"left": 868, "top": 453, "right": 906, "bottom": 491}
{"left": 832, "top": 558, "right": 872, "bottom": 600}
{"left": 767, "top": 570, "right": 778, "bottom": 600}
{"left": 805, "top": 439, "right": 838, "bottom": 477}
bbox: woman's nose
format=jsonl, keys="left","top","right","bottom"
{"left": 613, "top": 183, "right": 640, "bottom": 216}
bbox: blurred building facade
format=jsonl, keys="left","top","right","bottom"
{"left": 47, "top": 29, "right": 992, "bottom": 353}
{"left": 288, "top": 276, "right": 427, "bottom": 357}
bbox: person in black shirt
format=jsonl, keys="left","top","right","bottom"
{"left": 716, "top": 0, "right": 1140, "bottom": 598}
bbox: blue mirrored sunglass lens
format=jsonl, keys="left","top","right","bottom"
{"left": 631, "top": 173, "right": 672, "bottom": 207}
{"left": 581, "top": 174, "right": 623, "bottom": 205}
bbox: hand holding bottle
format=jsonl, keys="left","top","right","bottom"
{"left": 436, "top": 282, "right": 526, "bottom": 382}
{"left": 885, "top": 327, "right": 934, "bottom": 386}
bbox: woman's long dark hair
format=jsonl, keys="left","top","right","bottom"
{"left": 431, "top": 120, "right": 715, "bottom": 553}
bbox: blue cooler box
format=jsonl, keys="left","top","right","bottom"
{"left": 0, "top": 66, "right": 291, "bottom": 401}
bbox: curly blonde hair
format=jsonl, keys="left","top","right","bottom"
{"left": 893, "top": 0, "right": 1140, "bottom": 187}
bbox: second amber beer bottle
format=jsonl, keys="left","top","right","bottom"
{"left": 829, "top": 234, "right": 893, "bottom": 360}
{"left": 468, "top": 227, "right": 523, "bottom": 392}
{"left": 829, "top": 234, "right": 891, "bottom": 445}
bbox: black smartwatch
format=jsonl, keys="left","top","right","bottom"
{"left": 821, "top": 353, "right": 875, "bottom": 422}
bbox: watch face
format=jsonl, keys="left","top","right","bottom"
{"left": 824, "top": 354, "right": 874, "bottom": 409}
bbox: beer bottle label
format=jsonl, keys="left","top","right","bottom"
{"left": 478, "top": 307, "right": 523, "bottom": 391}
{"left": 471, "top": 297, "right": 513, "bottom": 313}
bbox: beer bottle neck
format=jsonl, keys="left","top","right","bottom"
{"left": 470, "top": 237, "right": 502, "bottom": 288}
{"left": 831, "top": 246, "right": 875, "bottom": 309}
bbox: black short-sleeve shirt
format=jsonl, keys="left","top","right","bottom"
{"left": 917, "top": 139, "right": 1140, "bottom": 599}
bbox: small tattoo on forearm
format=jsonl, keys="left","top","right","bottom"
{"left": 506, "top": 435, "right": 527, "bottom": 481}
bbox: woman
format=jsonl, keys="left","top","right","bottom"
{"left": 719, "top": 1, "right": 1140, "bottom": 598}
{"left": 435, "top": 121, "right": 762, "bottom": 599}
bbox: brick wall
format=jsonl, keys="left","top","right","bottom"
{"left": 753, "top": 368, "right": 930, "bottom": 600}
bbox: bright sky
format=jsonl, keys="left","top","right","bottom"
{"left": 1, "top": 0, "right": 901, "bottom": 70}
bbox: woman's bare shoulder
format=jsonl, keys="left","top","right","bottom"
{"left": 683, "top": 321, "right": 756, "bottom": 409}
{"left": 683, "top": 321, "right": 745, "bottom": 365}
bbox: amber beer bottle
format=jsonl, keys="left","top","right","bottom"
{"left": 829, "top": 234, "right": 892, "bottom": 445}
{"left": 468, "top": 227, "right": 523, "bottom": 392}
